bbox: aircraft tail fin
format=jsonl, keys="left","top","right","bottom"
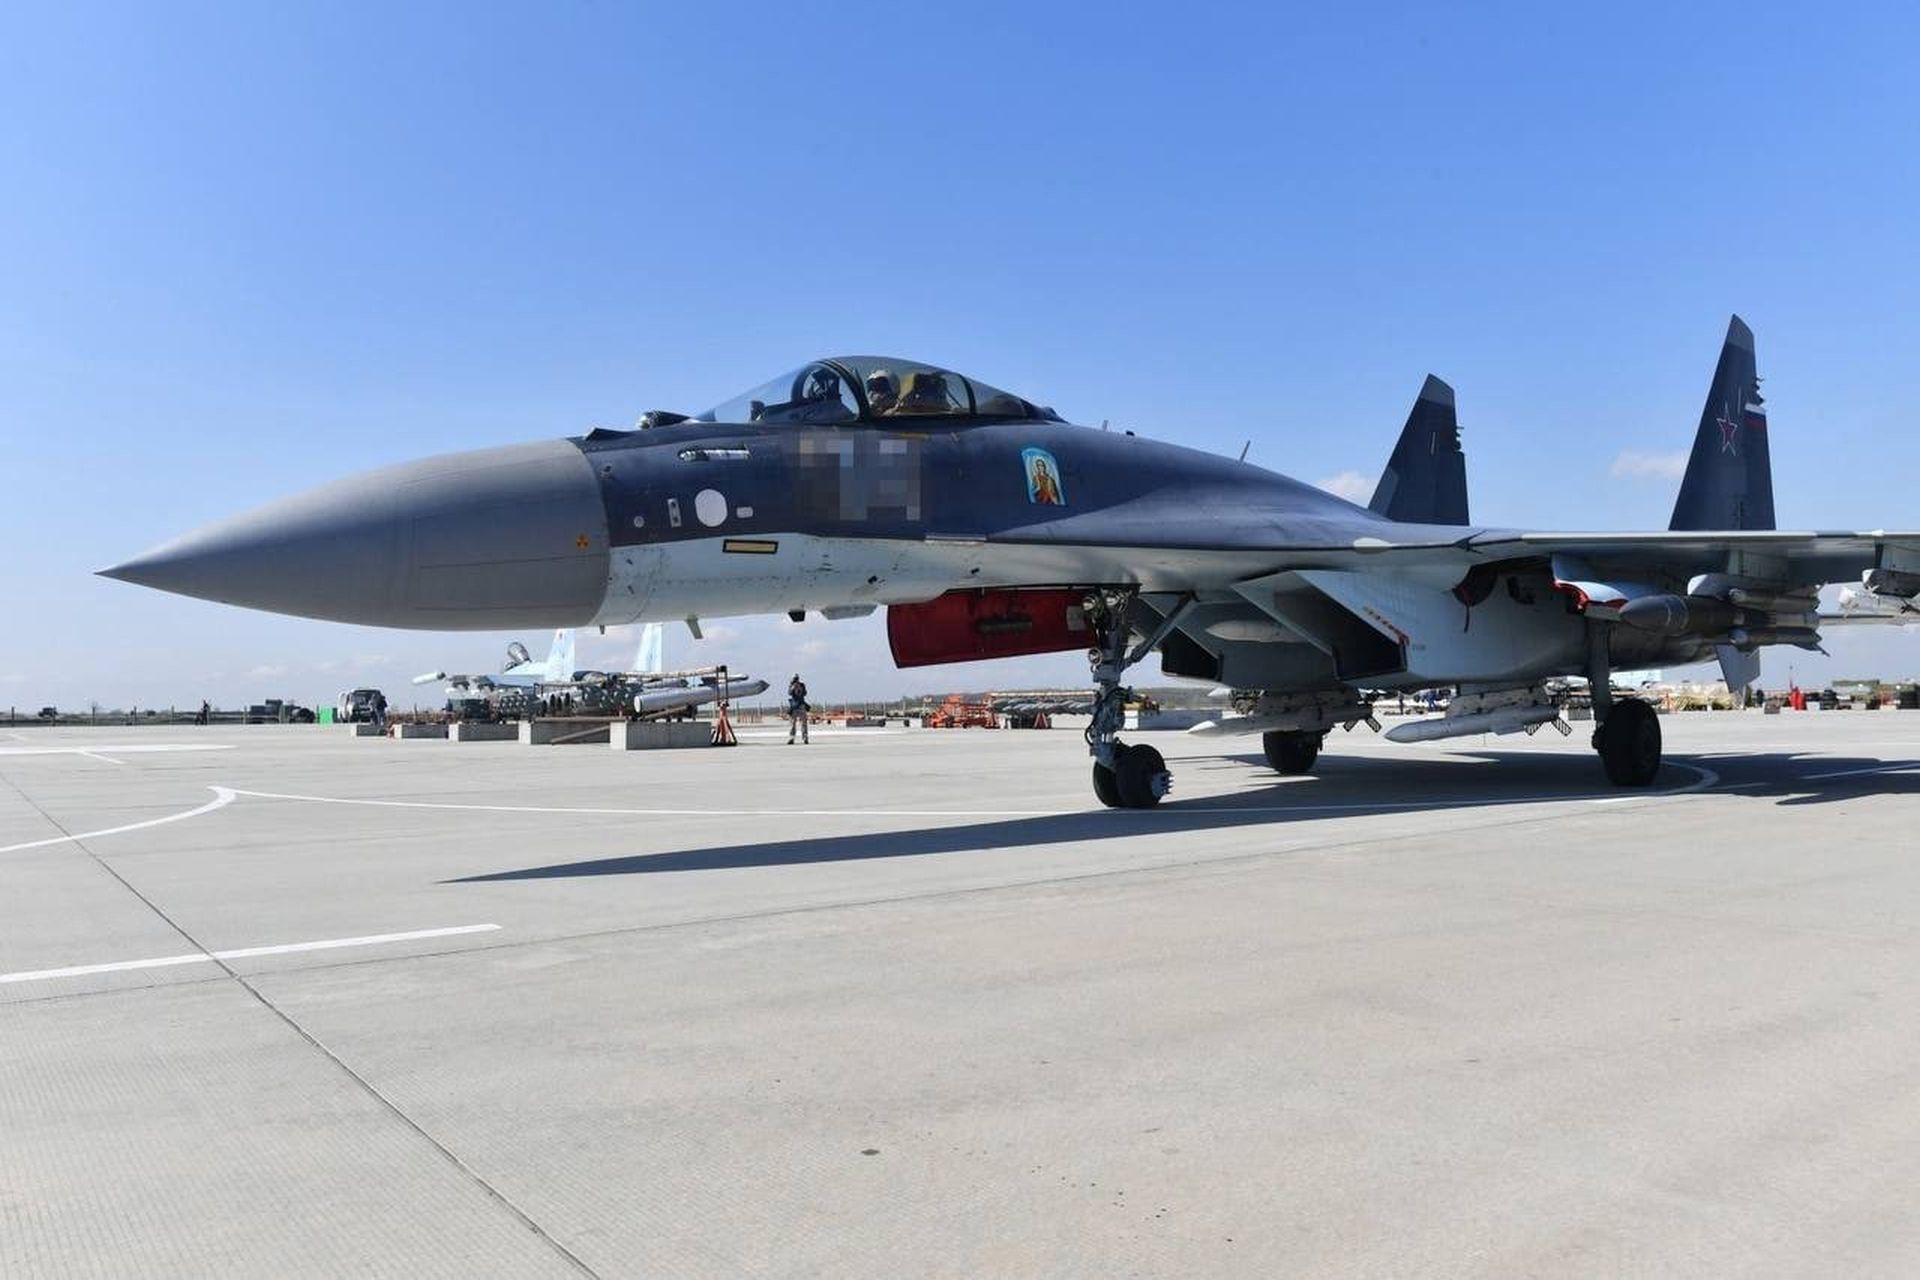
{"left": 1369, "top": 375, "right": 1469, "bottom": 525}
{"left": 634, "top": 623, "right": 665, "bottom": 675}
{"left": 544, "top": 629, "right": 577, "bottom": 682}
{"left": 1669, "top": 315, "right": 1774, "bottom": 531}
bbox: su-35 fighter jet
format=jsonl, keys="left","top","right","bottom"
{"left": 103, "top": 323, "right": 1920, "bottom": 806}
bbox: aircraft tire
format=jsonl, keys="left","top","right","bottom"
{"left": 1597, "top": 698, "right": 1662, "bottom": 787}
{"left": 1115, "top": 743, "right": 1168, "bottom": 808}
{"left": 1092, "top": 761, "right": 1123, "bottom": 808}
{"left": 1262, "top": 730, "right": 1321, "bottom": 774}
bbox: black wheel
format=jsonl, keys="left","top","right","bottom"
{"left": 1262, "top": 729, "right": 1322, "bottom": 774}
{"left": 1092, "top": 761, "right": 1122, "bottom": 808}
{"left": 1596, "top": 698, "right": 1662, "bottom": 787}
{"left": 1115, "top": 743, "right": 1168, "bottom": 808}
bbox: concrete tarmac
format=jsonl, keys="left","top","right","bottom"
{"left": 3, "top": 712, "right": 1919, "bottom": 1276}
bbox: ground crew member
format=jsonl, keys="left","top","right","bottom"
{"left": 786, "top": 674, "right": 810, "bottom": 744}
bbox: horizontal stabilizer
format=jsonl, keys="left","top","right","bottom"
{"left": 1370, "top": 375, "right": 1469, "bottom": 525}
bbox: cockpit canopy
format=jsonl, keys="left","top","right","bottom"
{"left": 695, "top": 357, "right": 1058, "bottom": 426}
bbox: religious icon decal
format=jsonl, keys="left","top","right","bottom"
{"left": 1022, "top": 447, "right": 1065, "bottom": 506}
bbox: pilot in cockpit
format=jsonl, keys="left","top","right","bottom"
{"left": 864, "top": 369, "right": 899, "bottom": 415}
{"left": 895, "top": 370, "right": 954, "bottom": 415}
{"left": 800, "top": 366, "right": 843, "bottom": 404}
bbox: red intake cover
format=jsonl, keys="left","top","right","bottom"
{"left": 887, "top": 589, "right": 1092, "bottom": 668}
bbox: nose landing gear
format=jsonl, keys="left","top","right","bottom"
{"left": 1085, "top": 590, "right": 1194, "bottom": 809}
{"left": 1093, "top": 741, "right": 1170, "bottom": 808}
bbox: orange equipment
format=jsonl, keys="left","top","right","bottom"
{"left": 925, "top": 694, "right": 999, "bottom": 729}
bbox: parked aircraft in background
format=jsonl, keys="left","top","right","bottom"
{"left": 556, "top": 624, "right": 768, "bottom": 718}
{"left": 105, "top": 320, "right": 1920, "bottom": 806}
{"left": 413, "top": 627, "right": 580, "bottom": 692}
{"left": 415, "top": 622, "right": 763, "bottom": 719}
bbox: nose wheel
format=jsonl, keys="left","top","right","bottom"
{"left": 1094, "top": 742, "right": 1169, "bottom": 809}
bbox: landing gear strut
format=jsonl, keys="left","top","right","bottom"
{"left": 1587, "top": 622, "right": 1661, "bottom": 786}
{"left": 1086, "top": 589, "right": 1194, "bottom": 808}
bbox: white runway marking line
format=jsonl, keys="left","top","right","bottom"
{"left": 0, "top": 743, "right": 235, "bottom": 756}
{"left": 0, "top": 924, "right": 503, "bottom": 986}
{"left": 0, "top": 785, "right": 237, "bottom": 855}
{"left": 736, "top": 728, "right": 901, "bottom": 738}
{"left": 1803, "top": 761, "right": 1920, "bottom": 781}
{"left": 230, "top": 787, "right": 1065, "bottom": 818}
{"left": 231, "top": 765, "right": 1717, "bottom": 820}
{"left": 1588, "top": 763, "right": 1718, "bottom": 804}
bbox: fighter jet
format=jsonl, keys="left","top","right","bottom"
{"left": 101, "top": 323, "right": 1920, "bottom": 806}
{"left": 413, "top": 627, "right": 580, "bottom": 692}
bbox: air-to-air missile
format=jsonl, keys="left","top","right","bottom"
{"left": 631, "top": 678, "right": 768, "bottom": 717}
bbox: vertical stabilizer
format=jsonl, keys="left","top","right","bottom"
{"left": 1369, "top": 375, "right": 1469, "bottom": 525}
{"left": 633, "top": 622, "right": 665, "bottom": 675}
{"left": 1669, "top": 316, "right": 1774, "bottom": 530}
{"left": 543, "top": 629, "right": 577, "bottom": 682}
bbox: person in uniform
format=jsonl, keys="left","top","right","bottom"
{"left": 786, "top": 673, "right": 810, "bottom": 745}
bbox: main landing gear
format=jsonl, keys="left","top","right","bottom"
{"left": 1594, "top": 696, "right": 1661, "bottom": 786}
{"left": 1262, "top": 729, "right": 1323, "bottom": 774}
{"left": 1586, "top": 623, "right": 1661, "bottom": 787}
{"left": 1086, "top": 589, "right": 1195, "bottom": 809}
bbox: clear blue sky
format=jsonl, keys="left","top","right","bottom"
{"left": 4, "top": 2, "right": 1917, "bottom": 712}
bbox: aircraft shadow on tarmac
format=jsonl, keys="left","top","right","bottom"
{"left": 449, "top": 750, "right": 1920, "bottom": 881}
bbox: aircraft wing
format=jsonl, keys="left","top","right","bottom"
{"left": 1462, "top": 529, "right": 1920, "bottom": 583}
{"left": 1116, "top": 525, "right": 1920, "bottom": 695}
{"left": 419, "top": 671, "right": 519, "bottom": 690}
{"left": 1204, "top": 526, "right": 1920, "bottom": 588}
{"left": 1108, "top": 527, "right": 1920, "bottom": 602}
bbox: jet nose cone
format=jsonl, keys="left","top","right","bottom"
{"left": 99, "top": 473, "right": 409, "bottom": 616}
{"left": 101, "top": 439, "right": 611, "bottom": 629}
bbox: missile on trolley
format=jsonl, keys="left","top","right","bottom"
{"left": 631, "top": 677, "right": 768, "bottom": 716}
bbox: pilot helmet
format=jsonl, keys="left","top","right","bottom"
{"left": 802, "top": 366, "right": 841, "bottom": 400}
{"left": 864, "top": 369, "right": 897, "bottom": 400}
